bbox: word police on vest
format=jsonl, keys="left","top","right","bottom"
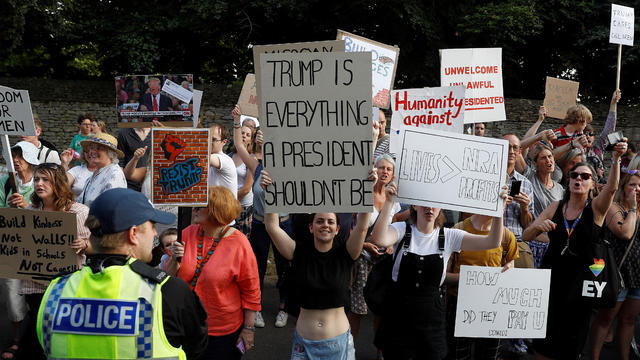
{"left": 53, "top": 298, "right": 139, "bottom": 336}
{"left": 582, "top": 281, "right": 607, "bottom": 298}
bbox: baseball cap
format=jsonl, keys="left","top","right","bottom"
{"left": 11, "top": 141, "right": 40, "bottom": 166}
{"left": 89, "top": 188, "right": 175, "bottom": 235}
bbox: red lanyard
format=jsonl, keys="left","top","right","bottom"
{"left": 189, "top": 226, "right": 227, "bottom": 288}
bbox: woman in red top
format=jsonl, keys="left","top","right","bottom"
{"left": 167, "top": 186, "right": 261, "bottom": 359}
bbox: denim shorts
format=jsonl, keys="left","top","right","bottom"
{"left": 617, "top": 287, "right": 640, "bottom": 301}
{"left": 291, "top": 329, "right": 355, "bottom": 360}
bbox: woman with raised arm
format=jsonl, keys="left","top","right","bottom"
{"left": 370, "top": 181, "right": 507, "bottom": 359}
{"left": 523, "top": 139, "right": 628, "bottom": 360}
{"left": 262, "top": 169, "right": 374, "bottom": 359}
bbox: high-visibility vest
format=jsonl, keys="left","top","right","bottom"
{"left": 37, "top": 258, "right": 185, "bottom": 360}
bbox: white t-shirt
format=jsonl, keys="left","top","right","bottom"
{"left": 236, "top": 162, "right": 253, "bottom": 207}
{"left": 389, "top": 222, "right": 465, "bottom": 285}
{"left": 68, "top": 165, "right": 93, "bottom": 198}
{"left": 208, "top": 152, "right": 238, "bottom": 198}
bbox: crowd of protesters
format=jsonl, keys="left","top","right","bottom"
{"left": 1, "top": 82, "right": 640, "bottom": 360}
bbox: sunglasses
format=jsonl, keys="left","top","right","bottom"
{"left": 36, "top": 162, "right": 62, "bottom": 171}
{"left": 569, "top": 172, "right": 593, "bottom": 180}
{"left": 626, "top": 169, "right": 639, "bottom": 175}
{"left": 585, "top": 132, "right": 595, "bottom": 137}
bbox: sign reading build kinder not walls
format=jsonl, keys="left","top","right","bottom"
{"left": 151, "top": 128, "right": 210, "bottom": 206}
{"left": 440, "top": 48, "right": 505, "bottom": 124}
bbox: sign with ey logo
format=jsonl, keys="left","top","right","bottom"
{"left": 151, "top": 128, "right": 210, "bottom": 206}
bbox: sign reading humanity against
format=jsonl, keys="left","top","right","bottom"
{"left": 337, "top": 30, "right": 400, "bottom": 109}
{"left": 455, "top": 266, "right": 551, "bottom": 338}
{"left": 0, "top": 85, "right": 36, "bottom": 136}
{"left": 441, "top": 48, "right": 505, "bottom": 124}
{"left": 610, "top": 4, "right": 634, "bottom": 46}
{"left": 258, "top": 52, "right": 374, "bottom": 213}
{"left": 0, "top": 208, "right": 78, "bottom": 282}
{"left": 151, "top": 128, "right": 210, "bottom": 206}
{"left": 391, "top": 86, "right": 466, "bottom": 134}
{"left": 237, "top": 74, "right": 259, "bottom": 117}
{"left": 391, "top": 128, "right": 508, "bottom": 217}
{"left": 543, "top": 77, "right": 579, "bottom": 120}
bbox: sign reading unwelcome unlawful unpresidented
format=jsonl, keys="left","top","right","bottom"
{"left": 257, "top": 51, "right": 374, "bottom": 213}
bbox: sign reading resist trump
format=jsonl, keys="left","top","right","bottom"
{"left": 258, "top": 52, "right": 374, "bottom": 213}
{"left": 440, "top": 48, "right": 505, "bottom": 124}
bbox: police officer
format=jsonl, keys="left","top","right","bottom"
{"left": 37, "top": 188, "right": 208, "bottom": 359}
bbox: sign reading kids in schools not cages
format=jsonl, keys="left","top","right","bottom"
{"left": 440, "top": 48, "right": 505, "bottom": 124}
{"left": 391, "top": 128, "right": 508, "bottom": 217}
{"left": 455, "top": 266, "right": 551, "bottom": 339}
{"left": 391, "top": 86, "right": 466, "bottom": 134}
{"left": 337, "top": 30, "right": 400, "bottom": 109}
{"left": 257, "top": 51, "right": 374, "bottom": 213}
{"left": 151, "top": 128, "right": 210, "bottom": 206}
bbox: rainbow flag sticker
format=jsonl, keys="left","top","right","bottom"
{"left": 589, "top": 258, "right": 605, "bottom": 277}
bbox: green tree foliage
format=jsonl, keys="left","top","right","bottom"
{"left": 1, "top": 0, "right": 638, "bottom": 103}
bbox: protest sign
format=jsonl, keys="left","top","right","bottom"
{"left": 455, "top": 266, "right": 551, "bottom": 338}
{"left": 191, "top": 89, "right": 203, "bottom": 127}
{"left": 237, "top": 74, "right": 259, "bottom": 117}
{"left": 151, "top": 128, "right": 210, "bottom": 206}
{"left": 0, "top": 208, "right": 79, "bottom": 282}
{"left": 116, "top": 74, "right": 194, "bottom": 128}
{"left": 337, "top": 30, "right": 399, "bottom": 109}
{"left": 391, "top": 86, "right": 466, "bottom": 134}
{"left": 257, "top": 52, "right": 373, "bottom": 213}
{"left": 543, "top": 77, "right": 579, "bottom": 120}
{"left": 610, "top": 4, "right": 634, "bottom": 46}
{"left": 440, "top": 48, "right": 505, "bottom": 124}
{"left": 391, "top": 128, "right": 508, "bottom": 217}
{"left": 0, "top": 85, "right": 37, "bottom": 136}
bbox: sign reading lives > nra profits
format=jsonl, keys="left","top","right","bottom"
{"left": 391, "top": 86, "right": 466, "bottom": 134}
{"left": 543, "top": 77, "right": 579, "bottom": 120}
{"left": 440, "top": 48, "right": 505, "bottom": 124}
{"left": 391, "top": 128, "right": 508, "bottom": 217}
{"left": 337, "top": 30, "right": 400, "bottom": 109}
{"left": 455, "top": 266, "right": 551, "bottom": 339}
{"left": 0, "top": 85, "right": 37, "bottom": 136}
{"left": 610, "top": 3, "right": 634, "bottom": 46}
{"left": 258, "top": 52, "right": 374, "bottom": 213}
{"left": 151, "top": 128, "right": 210, "bottom": 206}
{"left": 0, "top": 208, "right": 78, "bottom": 282}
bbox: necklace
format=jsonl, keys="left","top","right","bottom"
{"left": 189, "top": 226, "right": 227, "bottom": 288}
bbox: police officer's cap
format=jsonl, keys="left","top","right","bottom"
{"left": 89, "top": 188, "right": 175, "bottom": 235}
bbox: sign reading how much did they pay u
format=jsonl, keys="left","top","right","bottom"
{"left": 258, "top": 52, "right": 374, "bottom": 213}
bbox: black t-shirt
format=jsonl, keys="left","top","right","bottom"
{"left": 117, "top": 128, "right": 151, "bottom": 191}
{"left": 291, "top": 237, "right": 355, "bottom": 310}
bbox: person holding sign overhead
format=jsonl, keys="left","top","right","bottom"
{"left": 369, "top": 181, "right": 508, "bottom": 359}
{"left": 261, "top": 168, "right": 375, "bottom": 360}
{"left": 523, "top": 139, "right": 628, "bottom": 359}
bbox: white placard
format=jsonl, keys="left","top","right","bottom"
{"left": 0, "top": 85, "right": 36, "bottom": 136}
{"left": 455, "top": 266, "right": 551, "bottom": 338}
{"left": 191, "top": 90, "right": 203, "bottom": 127}
{"left": 258, "top": 52, "right": 374, "bottom": 213}
{"left": 610, "top": 4, "right": 635, "bottom": 46}
{"left": 392, "top": 128, "right": 508, "bottom": 217}
{"left": 391, "top": 86, "right": 465, "bottom": 134}
{"left": 338, "top": 30, "right": 400, "bottom": 109}
{"left": 440, "top": 48, "right": 505, "bottom": 124}
{"left": 162, "top": 79, "right": 194, "bottom": 103}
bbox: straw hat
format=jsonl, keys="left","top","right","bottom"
{"left": 80, "top": 133, "right": 124, "bottom": 158}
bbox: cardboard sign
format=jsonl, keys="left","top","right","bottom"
{"left": 610, "top": 4, "right": 634, "bottom": 46}
{"left": 543, "top": 77, "right": 579, "bottom": 120}
{"left": 455, "top": 266, "right": 551, "bottom": 338}
{"left": 0, "top": 85, "right": 37, "bottom": 136}
{"left": 237, "top": 74, "right": 259, "bottom": 117}
{"left": 391, "top": 86, "right": 466, "bottom": 134}
{"left": 116, "top": 74, "right": 194, "bottom": 128}
{"left": 191, "top": 89, "right": 203, "bottom": 127}
{"left": 391, "top": 128, "right": 508, "bottom": 217}
{"left": 151, "top": 128, "right": 210, "bottom": 206}
{"left": 0, "top": 208, "right": 79, "bottom": 282}
{"left": 337, "top": 30, "right": 400, "bottom": 109}
{"left": 258, "top": 52, "right": 374, "bottom": 213}
{"left": 440, "top": 48, "right": 505, "bottom": 124}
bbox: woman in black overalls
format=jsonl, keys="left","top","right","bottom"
{"left": 370, "top": 182, "right": 509, "bottom": 359}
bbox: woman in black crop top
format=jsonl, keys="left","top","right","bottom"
{"left": 523, "top": 140, "right": 627, "bottom": 360}
{"left": 261, "top": 170, "right": 373, "bottom": 359}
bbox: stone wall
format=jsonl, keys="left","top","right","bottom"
{"left": 2, "top": 77, "right": 640, "bottom": 153}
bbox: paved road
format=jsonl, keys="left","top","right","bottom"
{"left": 0, "top": 276, "right": 628, "bottom": 359}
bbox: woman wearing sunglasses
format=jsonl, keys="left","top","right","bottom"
{"left": 523, "top": 139, "right": 628, "bottom": 359}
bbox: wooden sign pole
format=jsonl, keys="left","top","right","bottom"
{"left": 616, "top": 44, "right": 622, "bottom": 89}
